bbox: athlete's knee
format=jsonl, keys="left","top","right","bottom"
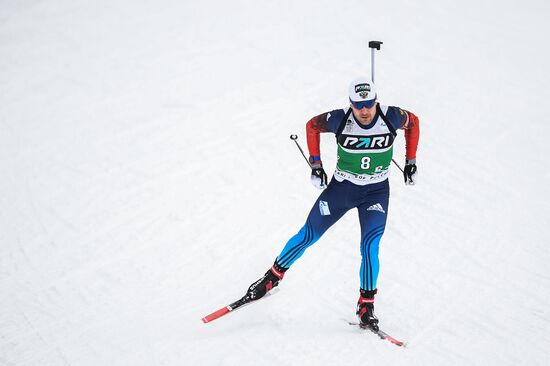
{"left": 360, "top": 224, "right": 386, "bottom": 246}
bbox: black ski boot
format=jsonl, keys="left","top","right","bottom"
{"left": 246, "top": 262, "right": 286, "bottom": 300}
{"left": 357, "top": 289, "right": 379, "bottom": 331}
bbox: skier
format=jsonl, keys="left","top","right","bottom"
{"left": 245, "top": 77, "right": 420, "bottom": 330}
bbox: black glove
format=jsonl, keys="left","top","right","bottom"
{"left": 403, "top": 158, "right": 417, "bottom": 185}
{"left": 310, "top": 162, "right": 328, "bottom": 189}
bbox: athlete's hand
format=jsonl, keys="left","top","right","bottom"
{"left": 310, "top": 162, "right": 328, "bottom": 189}
{"left": 404, "top": 158, "right": 417, "bottom": 185}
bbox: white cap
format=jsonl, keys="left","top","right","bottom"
{"left": 348, "top": 77, "right": 377, "bottom": 102}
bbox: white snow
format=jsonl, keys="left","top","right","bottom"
{"left": 1, "top": 0, "right": 550, "bottom": 365}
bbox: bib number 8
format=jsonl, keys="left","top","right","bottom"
{"left": 361, "top": 157, "right": 371, "bottom": 169}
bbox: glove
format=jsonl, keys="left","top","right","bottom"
{"left": 403, "top": 158, "right": 417, "bottom": 185}
{"left": 310, "top": 161, "right": 328, "bottom": 189}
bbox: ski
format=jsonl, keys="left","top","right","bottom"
{"left": 201, "top": 288, "right": 279, "bottom": 324}
{"left": 345, "top": 320, "right": 407, "bottom": 347}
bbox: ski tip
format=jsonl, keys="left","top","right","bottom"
{"left": 201, "top": 306, "right": 231, "bottom": 324}
{"left": 343, "top": 319, "right": 407, "bottom": 347}
{"left": 378, "top": 331, "right": 407, "bottom": 347}
{"left": 387, "top": 338, "right": 407, "bottom": 347}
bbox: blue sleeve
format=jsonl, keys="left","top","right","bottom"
{"left": 324, "top": 109, "right": 346, "bottom": 133}
{"left": 385, "top": 106, "right": 408, "bottom": 130}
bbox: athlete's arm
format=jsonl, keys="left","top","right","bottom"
{"left": 306, "top": 109, "right": 345, "bottom": 163}
{"left": 385, "top": 106, "right": 420, "bottom": 160}
{"left": 403, "top": 111, "right": 420, "bottom": 160}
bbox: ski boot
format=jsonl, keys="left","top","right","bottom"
{"left": 357, "top": 289, "right": 379, "bottom": 331}
{"left": 245, "top": 262, "right": 286, "bottom": 300}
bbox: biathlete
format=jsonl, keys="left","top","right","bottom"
{"left": 245, "top": 77, "right": 420, "bottom": 330}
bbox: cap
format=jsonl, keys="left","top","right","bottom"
{"left": 348, "top": 77, "right": 377, "bottom": 107}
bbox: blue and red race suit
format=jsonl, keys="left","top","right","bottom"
{"left": 275, "top": 104, "right": 420, "bottom": 291}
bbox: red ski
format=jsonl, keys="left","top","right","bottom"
{"left": 346, "top": 320, "right": 407, "bottom": 347}
{"left": 201, "top": 296, "right": 249, "bottom": 323}
{"left": 202, "top": 288, "right": 279, "bottom": 324}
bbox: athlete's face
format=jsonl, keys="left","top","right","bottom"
{"left": 350, "top": 103, "right": 377, "bottom": 126}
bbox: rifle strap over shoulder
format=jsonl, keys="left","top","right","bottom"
{"left": 336, "top": 104, "right": 397, "bottom": 139}
{"left": 335, "top": 108, "right": 353, "bottom": 139}
{"left": 376, "top": 103, "right": 397, "bottom": 138}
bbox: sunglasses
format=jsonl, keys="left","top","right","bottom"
{"left": 350, "top": 99, "right": 376, "bottom": 109}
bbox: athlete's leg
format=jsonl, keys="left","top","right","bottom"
{"left": 276, "top": 180, "right": 352, "bottom": 269}
{"left": 357, "top": 182, "right": 390, "bottom": 291}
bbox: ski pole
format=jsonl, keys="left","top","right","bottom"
{"left": 368, "top": 40, "right": 404, "bottom": 173}
{"left": 290, "top": 134, "right": 312, "bottom": 168}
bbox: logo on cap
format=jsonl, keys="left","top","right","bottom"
{"left": 354, "top": 83, "right": 371, "bottom": 93}
{"left": 355, "top": 83, "right": 371, "bottom": 99}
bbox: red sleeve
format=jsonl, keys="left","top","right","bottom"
{"left": 403, "top": 111, "right": 420, "bottom": 160}
{"left": 306, "top": 113, "right": 329, "bottom": 159}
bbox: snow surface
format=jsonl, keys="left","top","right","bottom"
{"left": 1, "top": 0, "right": 550, "bottom": 365}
